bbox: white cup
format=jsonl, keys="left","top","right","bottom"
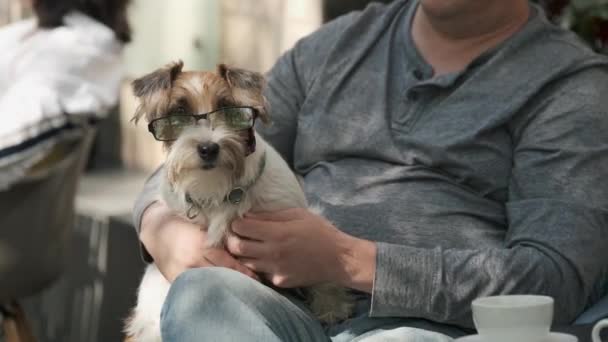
{"left": 472, "top": 295, "right": 554, "bottom": 342}
{"left": 592, "top": 318, "right": 608, "bottom": 342}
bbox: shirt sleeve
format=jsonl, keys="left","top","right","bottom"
{"left": 257, "top": 48, "right": 305, "bottom": 167}
{"left": 258, "top": 11, "right": 360, "bottom": 166}
{"left": 370, "top": 68, "right": 608, "bottom": 327}
{"left": 131, "top": 166, "right": 163, "bottom": 263}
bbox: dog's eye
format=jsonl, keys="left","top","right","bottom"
{"left": 168, "top": 105, "right": 188, "bottom": 116}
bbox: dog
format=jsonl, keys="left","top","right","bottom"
{"left": 124, "top": 61, "right": 353, "bottom": 341}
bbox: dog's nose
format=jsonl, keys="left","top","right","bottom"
{"left": 197, "top": 142, "right": 220, "bottom": 161}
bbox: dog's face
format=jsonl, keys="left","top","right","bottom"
{"left": 132, "top": 61, "right": 269, "bottom": 193}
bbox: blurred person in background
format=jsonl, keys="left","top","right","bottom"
{"left": 0, "top": 0, "right": 130, "bottom": 188}
{"left": 0, "top": 1, "right": 130, "bottom": 339}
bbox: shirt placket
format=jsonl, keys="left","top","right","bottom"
{"left": 393, "top": 67, "right": 431, "bottom": 132}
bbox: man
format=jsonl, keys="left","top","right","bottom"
{"left": 133, "top": 0, "right": 608, "bottom": 340}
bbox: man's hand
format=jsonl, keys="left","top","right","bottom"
{"left": 139, "top": 201, "right": 258, "bottom": 282}
{"left": 226, "top": 208, "right": 376, "bottom": 292}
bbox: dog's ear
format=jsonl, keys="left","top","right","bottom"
{"left": 217, "top": 64, "right": 264, "bottom": 92}
{"left": 217, "top": 64, "right": 270, "bottom": 124}
{"left": 133, "top": 60, "right": 183, "bottom": 98}
{"left": 131, "top": 61, "right": 184, "bottom": 123}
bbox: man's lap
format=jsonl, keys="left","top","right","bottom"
{"left": 160, "top": 267, "right": 464, "bottom": 341}
{"left": 161, "top": 267, "right": 328, "bottom": 341}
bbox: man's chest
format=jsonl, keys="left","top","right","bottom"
{"left": 293, "top": 63, "right": 516, "bottom": 202}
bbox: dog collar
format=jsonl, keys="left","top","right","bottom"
{"left": 185, "top": 151, "right": 267, "bottom": 219}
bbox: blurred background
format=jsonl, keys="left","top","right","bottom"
{"left": 0, "top": 0, "right": 606, "bottom": 341}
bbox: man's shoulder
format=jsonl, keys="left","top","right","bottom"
{"left": 526, "top": 20, "right": 608, "bottom": 102}
{"left": 516, "top": 7, "right": 608, "bottom": 72}
{"left": 283, "top": 0, "right": 410, "bottom": 89}
{"left": 507, "top": 37, "right": 608, "bottom": 139}
{"left": 484, "top": 7, "right": 608, "bottom": 110}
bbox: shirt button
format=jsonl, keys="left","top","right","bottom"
{"left": 412, "top": 69, "right": 424, "bottom": 80}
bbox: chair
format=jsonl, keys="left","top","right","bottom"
{"left": 576, "top": 295, "right": 608, "bottom": 325}
{"left": 549, "top": 293, "right": 608, "bottom": 341}
{"left": 0, "top": 122, "right": 96, "bottom": 342}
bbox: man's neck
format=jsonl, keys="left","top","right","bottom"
{"left": 411, "top": 1, "right": 530, "bottom": 76}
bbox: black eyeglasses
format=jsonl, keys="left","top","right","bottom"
{"left": 147, "top": 106, "right": 258, "bottom": 141}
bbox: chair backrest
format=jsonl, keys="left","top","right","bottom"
{"left": 0, "top": 125, "right": 96, "bottom": 301}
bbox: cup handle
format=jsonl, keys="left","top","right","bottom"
{"left": 592, "top": 319, "right": 608, "bottom": 342}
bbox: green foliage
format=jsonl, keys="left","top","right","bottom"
{"left": 535, "top": 0, "right": 608, "bottom": 52}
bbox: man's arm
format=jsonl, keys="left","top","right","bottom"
{"left": 257, "top": 50, "right": 304, "bottom": 166}
{"left": 369, "top": 68, "right": 608, "bottom": 327}
{"left": 132, "top": 166, "right": 163, "bottom": 262}
{"left": 258, "top": 11, "right": 360, "bottom": 164}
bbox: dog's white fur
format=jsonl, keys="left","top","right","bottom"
{"left": 126, "top": 124, "right": 353, "bottom": 341}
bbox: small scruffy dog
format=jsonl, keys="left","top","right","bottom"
{"left": 125, "top": 61, "right": 353, "bottom": 342}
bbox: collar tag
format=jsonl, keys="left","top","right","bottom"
{"left": 227, "top": 188, "right": 245, "bottom": 204}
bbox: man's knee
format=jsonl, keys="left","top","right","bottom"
{"left": 161, "top": 267, "right": 260, "bottom": 323}
{"left": 160, "top": 267, "right": 327, "bottom": 341}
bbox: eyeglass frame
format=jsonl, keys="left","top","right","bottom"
{"left": 147, "top": 106, "right": 259, "bottom": 142}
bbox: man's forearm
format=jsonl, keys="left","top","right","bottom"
{"left": 336, "top": 234, "right": 377, "bottom": 293}
{"left": 139, "top": 201, "right": 171, "bottom": 258}
{"left": 370, "top": 236, "right": 594, "bottom": 327}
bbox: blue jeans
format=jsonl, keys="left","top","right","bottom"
{"left": 160, "top": 268, "right": 467, "bottom": 342}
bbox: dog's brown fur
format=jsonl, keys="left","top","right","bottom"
{"left": 132, "top": 61, "right": 269, "bottom": 127}
{"left": 131, "top": 62, "right": 270, "bottom": 185}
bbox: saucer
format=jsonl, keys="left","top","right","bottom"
{"left": 454, "top": 332, "right": 578, "bottom": 342}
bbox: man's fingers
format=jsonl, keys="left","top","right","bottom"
{"left": 239, "top": 257, "right": 272, "bottom": 274}
{"left": 231, "top": 218, "right": 283, "bottom": 240}
{"left": 226, "top": 235, "right": 268, "bottom": 258}
{"left": 245, "top": 208, "right": 303, "bottom": 222}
